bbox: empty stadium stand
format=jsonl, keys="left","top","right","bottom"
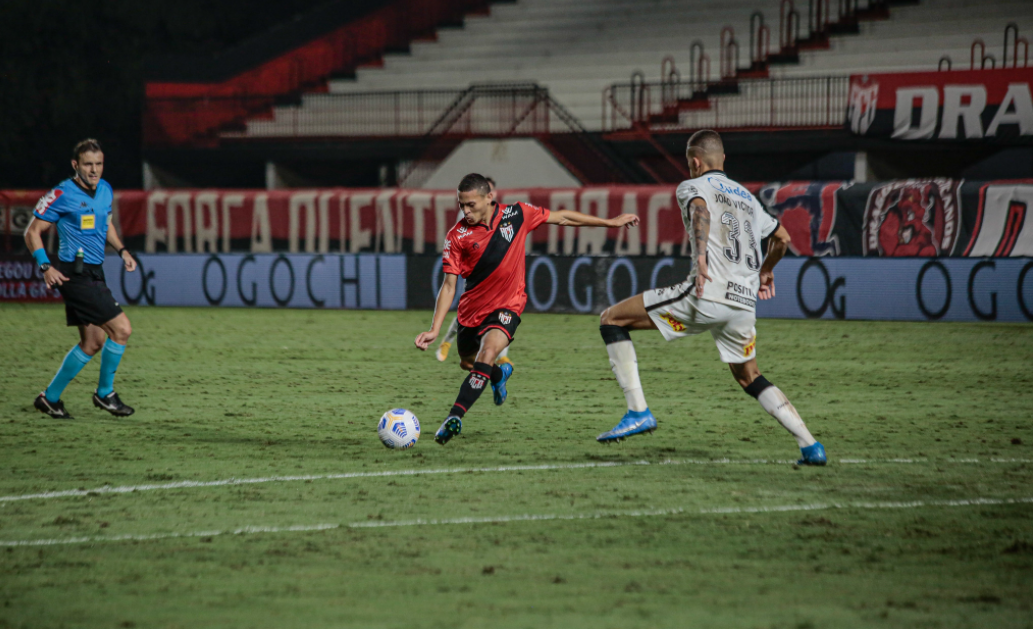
{"left": 237, "top": 0, "right": 1030, "bottom": 139}
{"left": 770, "top": 0, "right": 1032, "bottom": 77}
{"left": 143, "top": 0, "right": 1033, "bottom": 187}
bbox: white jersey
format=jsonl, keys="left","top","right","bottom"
{"left": 676, "top": 171, "right": 779, "bottom": 311}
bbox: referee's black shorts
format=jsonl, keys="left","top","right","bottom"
{"left": 55, "top": 260, "right": 123, "bottom": 327}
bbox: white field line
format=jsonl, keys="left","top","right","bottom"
{"left": 2, "top": 496, "right": 1030, "bottom": 547}
{"left": 1, "top": 457, "right": 1030, "bottom": 504}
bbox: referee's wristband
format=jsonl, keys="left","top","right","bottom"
{"left": 32, "top": 248, "right": 50, "bottom": 267}
{"left": 118, "top": 247, "right": 129, "bottom": 257}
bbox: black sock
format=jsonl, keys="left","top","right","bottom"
{"left": 490, "top": 364, "right": 504, "bottom": 385}
{"left": 450, "top": 362, "right": 493, "bottom": 418}
{"left": 600, "top": 324, "right": 632, "bottom": 344}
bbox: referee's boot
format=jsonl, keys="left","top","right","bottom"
{"left": 596, "top": 409, "right": 657, "bottom": 443}
{"left": 35, "top": 393, "right": 73, "bottom": 419}
{"left": 93, "top": 390, "right": 135, "bottom": 417}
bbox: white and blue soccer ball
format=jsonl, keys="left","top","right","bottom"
{"left": 377, "top": 408, "right": 420, "bottom": 449}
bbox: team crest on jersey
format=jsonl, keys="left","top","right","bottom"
{"left": 659, "top": 313, "right": 686, "bottom": 332}
{"left": 500, "top": 223, "right": 514, "bottom": 242}
{"left": 498, "top": 311, "right": 512, "bottom": 325}
{"left": 34, "top": 189, "right": 63, "bottom": 217}
{"left": 863, "top": 179, "right": 960, "bottom": 257}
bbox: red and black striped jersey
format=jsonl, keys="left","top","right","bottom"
{"left": 442, "top": 201, "right": 550, "bottom": 327}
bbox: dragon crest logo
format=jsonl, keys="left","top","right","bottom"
{"left": 863, "top": 179, "right": 960, "bottom": 256}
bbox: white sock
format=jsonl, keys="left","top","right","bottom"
{"left": 757, "top": 386, "right": 816, "bottom": 448}
{"left": 442, "top": 317, "right": 460, "bottom": 343}
{"left": 497, "top": 346, "right": 509, "bottom": 360}
{"left": 606, "top": 340, "right": 648, "bottom": 412}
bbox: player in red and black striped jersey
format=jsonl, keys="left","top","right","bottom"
{"left": 414, "top": 173, "right": 639, "bottom": 445}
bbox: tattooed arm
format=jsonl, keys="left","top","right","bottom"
{"left": 691, "top": 198, "right": 712, "bottom": 297}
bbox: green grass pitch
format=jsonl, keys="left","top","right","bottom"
{"left": 0, "top": 304, "right": 1031, "bottom": 629}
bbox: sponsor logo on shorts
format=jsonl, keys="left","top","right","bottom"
{"left": 498, "top": 311, "right": 512, "bottom": 325}
{"left": 725, "top": 292, "right": 756, "bottom": 309}
{"left": 743, "top": 335, "right": 756, "bottom": 357}
{"left": 659, "top": 313, "right": 686, "bottom": 332}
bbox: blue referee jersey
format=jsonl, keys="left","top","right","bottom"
{"left": 33, "top": 178, "right": 114, "bottom": 265}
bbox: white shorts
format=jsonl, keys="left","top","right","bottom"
{"left": 643, "top": 281, "right": 757, "bottom": 364}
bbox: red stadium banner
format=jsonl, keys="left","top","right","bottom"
{"left": 0, "top": 187, "right": 711, "bottom": 257}
{"left": 846, "top": 68, "right": 1033, "bottom": 140}
{"left": 755, "top": 182, "right": 845, "bottom": 256}
{"left": 4, "top": 182, "right": 1033, "bottom": 265}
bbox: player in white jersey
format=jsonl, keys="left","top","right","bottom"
{"left": 436, "top": 177, "right": 513, "bottom": 368}
{"left": 594, "top": 130, "right": 826, "bottom": 465}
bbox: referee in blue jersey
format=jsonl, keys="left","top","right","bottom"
{"left": 24, "top": 139, "right": 137, "bottom": 418}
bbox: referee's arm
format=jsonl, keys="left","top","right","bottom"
{"left": 106, "top": 222, "right": 137, "bottom": 272}
{"left": 24, "top": 217, "right": 68, "bottom": 288}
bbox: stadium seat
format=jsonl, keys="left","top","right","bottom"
{"left": 237, "top": 0, "right": 1032, "bottom": 137}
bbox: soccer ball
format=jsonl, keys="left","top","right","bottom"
{"left": 377, "top": 408, "right": 420, "bottom": 449}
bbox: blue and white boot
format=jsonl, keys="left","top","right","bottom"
{"left": 797, "top": 441, "right": 827, "bottom": 466}
{"left": 596, "top": 409, "right": 657, "bottom": 443}
{"left": 492, "top": 363, "right": 513, "bottom": 406}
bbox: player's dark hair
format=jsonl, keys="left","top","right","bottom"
{"left": 458, "top": 173, "right": 492, "bottom": 196}
{"left": 72, "top": 138, "right": 103, "bottom": 161}
{"left": 485, "top": 176, "right": 496, "bottom": 190}
{"left": 686, "top": 129, "right": 723, "bottom": 158}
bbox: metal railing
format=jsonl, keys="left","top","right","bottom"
{"left": 143, "top": 89, "right": 470, "bottom": 146}
{"left": 396, "top": 83, "right": 641, "bottom": 187}
{"left": 603, "top": 76, "right": 850, "bottom": 133}
{"left": 145, "top": 83, "right": 617, "bottom": 147}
